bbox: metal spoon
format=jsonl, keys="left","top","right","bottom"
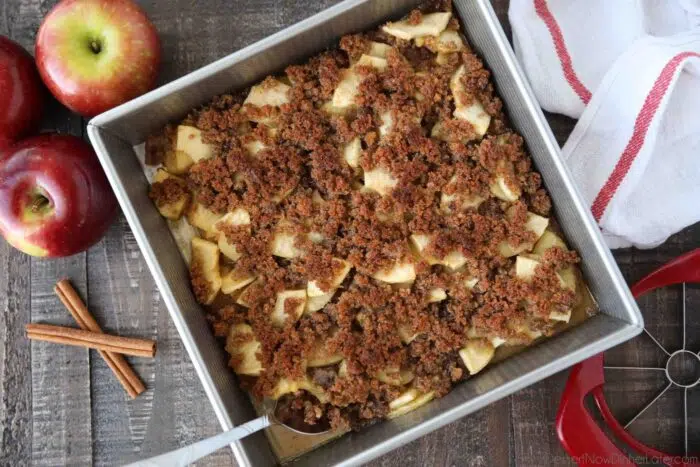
{"left": 125, "top": 398, "right": 331, "bottom": 467}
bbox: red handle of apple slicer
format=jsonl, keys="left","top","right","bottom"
{"left": 556, "top": 353, "right": 636, "bottom": 467}
{"left": 557, "top": 248, "right": 700, "bottom": 467}
{"left": 630, "top": 248, "right": 700, "bottom": 297}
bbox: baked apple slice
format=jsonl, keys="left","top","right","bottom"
{"left": 214, "top": 208, "right": 251, "bottom": 262}
{"left": 398, "top": 325, "right": 419, "bottom": 344}
{"left": 307, "top": 258, "right": 352, "bottom": 297}
{"left": 376, "top": 367, "right": 415, "bottom": 386}
{"left": 440, "top": 175, "right": 485, "bottom": 213}
{"left": 225, "top": 323, "right": 264, "bottom": 376}
{"left": 382, "top": 12, "right": 451, "bottom": 40}
{"left": 220, "top": 266, "right": 256, "bottom": 295}
{"left": 533, "top": 231, "right": 568, "bottom": 255}
{"left": 235, "top": 280, "right": 257, "bottom": 308}
{"left": 175, "top": 125, "right": 214, "bottom": 163}
{"left": 488, "top": 158, "right": 521, "bottom": 202}
{"left": 372, "top": 261, "right": 416, "bottom": 284}
{"left": 410, "top": 234, "right": 468, "bottom": 271}
{"left": 388, "top": 388, "right": 435, "bottom": 418}
{"left": 363, "top": 166, "right": 398, "bottom": 196}
{"left": 367, "top": 41, "right": 392, "bottom": 59}
{"left": 243, "top": 139, "right": 266, "bottom": 157}
{"left": 509, "top": 320, "right": 544, "bottom": 341}
{"left": 464, "top": 277, "right": 479, "bottom": 290}
{"left": 243, "top": 79, "right": 291, "bottom": 108}
{"left": 304, "top": 291, "right": 335, "bottom": 314}
{"left": 332, "top": 54, "right": 388, "bottom": 110}
{"left": 270, "top": 223, "right": 303, "bottom": 259}
{"left": 499, "top": 209, "right": 549, "bottom": 257}
{"left": 271, "top": 289, "right": 307, "bottom": 328}
{"left": 151, "top": 169, "right": 191, "bottom": 220}
{"left": 557, "top": 267, "right": 577, "bottom": 292}
{"left": 427, "top": 288, "right": 447, "bottom": 303}
{"left": 307, "top": 339, "right": 343, "bottom": 368}
{"left": 271, "top": 376, "right": 328, "bottom": 403}
{"left": 343, "top": 137, "right": 362, "bottom": 168}
{"left": 459, "top": 339, "right": 495, "bottom": 375}
{"left": 449, "top": 64, "right": 491, "bottom": 138}
{"left": 187, "top": 203, "right": 224, "bottom": 234}
{"left": 422, "top": 29, "right": 466, "bottom": 64}
{"left": 515, "top": 254, "right": 541, "bottom": 282}
{"left": 163, "top": 144, "right": 194, "bottom": 175}
{"left": 190, "top": 237, "right": 222, "bottom": 305}
{"left": 549, "top": 309, "right": 573, "bottom": 323}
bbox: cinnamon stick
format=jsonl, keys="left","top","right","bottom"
{"left": 26, "top": 323, "right": 156, "bottom": 358}
{"left": 54, "top": 280, "right": 146, "bottom": 398}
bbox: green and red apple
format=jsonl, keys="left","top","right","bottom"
{"left": 0, "top": 134, "right": 117, "bottom": 257}
{"left": 35, "top": 0, "right": 160, "bottom": 117}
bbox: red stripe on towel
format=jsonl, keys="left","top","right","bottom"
{"left": 534, "top": 0, "right": 592, "bottom": 103}
{"left": 590, "top": 52, "right": 700, "bottom": 222}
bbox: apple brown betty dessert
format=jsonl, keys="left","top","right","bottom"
{"left": 146, "top": 1, "right": 592, "bottom": 431}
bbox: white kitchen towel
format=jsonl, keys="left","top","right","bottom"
{"left": 509, "top": 0, "right": 700, "bottom": 248}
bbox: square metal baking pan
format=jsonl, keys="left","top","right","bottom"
{"left": 87, "top": 0, "right": 644, "bottom": 465}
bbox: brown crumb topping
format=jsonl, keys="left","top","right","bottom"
{"left": 190, "top": 262, "right": 212, "bottom": 305}
{"left": 149, "top": 177, "right": 188, "bottom": 208}
{"left": 144, "top": 125, "right": 174, "bottom": 165}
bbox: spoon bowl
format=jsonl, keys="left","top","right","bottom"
{"left": 267, "top": 395, "right": 332, "bottom": 435}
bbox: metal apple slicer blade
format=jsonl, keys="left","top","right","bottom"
{"left": 556, "top": 249, "right": 700, "bottom": 467}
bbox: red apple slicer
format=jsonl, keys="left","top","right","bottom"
{"left": 556, "top": 249, "right": 700, "bottom": 467}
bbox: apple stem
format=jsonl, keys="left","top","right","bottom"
{"left": 32, "top": 195, "right": 50, "bottom": 213}
{"left": 90, "top": 40, "right": 101, "bottom": 54}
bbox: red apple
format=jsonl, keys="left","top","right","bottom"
{"left": 35, "top": 0, "right": 160, "bottom": 118}
{"left": 0, "top": 36, "right": 44, "bottom": 150}
{"left": 0, "top": 134, "right": 118, "bottom": 257}
{"left": 0, "top": 135, "right": 13, "bottom": 154}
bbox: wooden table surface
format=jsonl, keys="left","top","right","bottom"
{"left": 1, "top": 0, "right": 699, "bottom": 465}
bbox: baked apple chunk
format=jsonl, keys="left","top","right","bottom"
{"left": 382, "top": 12, "right": 451, "bottom": 40}
{"left": 226, "top": 323, "right": 263, "bottom": 376}
{"left": 190, "top": 237, "right": 222, "bottom": 305}
{"left": 151, "top": 169, "right": 191, "bottom": 220}
{"left": 176, "top": 125, "right": 214, "bottom": 163}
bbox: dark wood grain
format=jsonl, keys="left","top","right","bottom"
{"left": 0, "top": 2, "right": 36, "bottom": 462}
{"left": 0, "top": 235, "right": 31, "bottom": 465}
{"left": 86, "top": 215, "right": 160, "bottom": 465}
{"left": 0, "top": 0, "right": 698, "bottom": 465}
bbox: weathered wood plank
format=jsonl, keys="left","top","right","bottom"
{"left": 373, "top": 400, "right": 512, "bottom": 467}
{"left": 0, "top": 5, "right": 33, "bottom": 466}
{"left": 86, "top": 215, "right": 158, "bottom": 466}
{"left": 511, "top": 374, "right": 575, "bottom": 467}
{"left": 143, "top": 0, "right": 333, "bottom": 84}
{"left": 0, "top": 240, "right": 32, "bottom": 465}
{"left": 30, "top": 252, "right": 92, "bottom": 466}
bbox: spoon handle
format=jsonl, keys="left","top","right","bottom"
{"left": 125, "top": 414, "right": 272, "bottom": 467}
